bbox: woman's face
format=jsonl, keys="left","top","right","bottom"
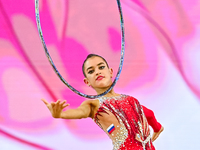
{"left": 83, "top": 56, "right": 113, "bottom": 90}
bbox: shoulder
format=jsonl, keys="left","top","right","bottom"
{"left": 123, "top": 94, "right": 140, "bottom": 103}
{"left": 80, "top": 99, "right": 100, "bottom": 119}
{"left": 121, "top": 94, "right": 134, "bottom": 99}
{"left": 80, "top": 99, "right": 99, "bottom": 107}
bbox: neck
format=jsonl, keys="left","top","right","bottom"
{"left": 95, "top": 87, "right": 119, "bottom": 97}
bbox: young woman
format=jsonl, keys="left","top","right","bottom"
{"left": 42, "top": 54, "right": 164, "bottom": 150}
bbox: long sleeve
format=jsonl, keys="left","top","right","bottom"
{"left": 142, "top": 105, "right": 162, "bottom": 132}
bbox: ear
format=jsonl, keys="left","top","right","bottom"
{"left": 109, "top": 68, "right": 113, "bottom": 78}
{"left": 84, "top": 78, "right": 91, "bottom": 87}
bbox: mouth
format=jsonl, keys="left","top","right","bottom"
{"left": 96, "top": 76, "right": 104, "bottom": 81}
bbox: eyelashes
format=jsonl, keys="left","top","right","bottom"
{"left": 88, "top": 70, "right": 94, "bottom": 74}
{"left": 99, "top": 66, "right": 105, "bottom": 70}
{"left": 87, "top": 66, "right": 105, "bottom": 74}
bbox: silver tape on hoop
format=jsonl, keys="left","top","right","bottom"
{"left": 35, "top": 0, "right": 125, "bottom": 99}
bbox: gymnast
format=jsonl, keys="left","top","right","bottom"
{"left": 42, "top": 54, "right": 164, "bottom": 150}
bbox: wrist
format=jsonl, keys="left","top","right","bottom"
{"left": 60, "top": 112, "right": 66, "bottom": 119}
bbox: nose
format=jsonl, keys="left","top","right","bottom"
{"left": 95, "top": 70, "right": 101, "bottom": 76}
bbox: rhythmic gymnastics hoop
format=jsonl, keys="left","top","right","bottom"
{"left": 35, "top": 0, "right": 125, "bottom": 99}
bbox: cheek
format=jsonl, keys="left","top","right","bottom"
{"left": 106, "top": 71, "right": 112, "bottom": 78}
{"left": 87, "top": 75, "right": 95, "bottom": 82}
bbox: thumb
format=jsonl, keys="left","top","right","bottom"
{"left": 41, "top": 98, "right": 49, "bottom": 105}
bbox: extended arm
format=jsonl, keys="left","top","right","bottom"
{"left": 142, "top": 105, "right": 164, "bottom": 142}
{"left": 60, "top": 100, "right": 92, "bottom": 119}
{"left": 41, "top": 99, "right": 92, "bottom": 119}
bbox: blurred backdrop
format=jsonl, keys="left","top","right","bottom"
{"left": 0, "top": 0, "right": 200, "bottom": 149}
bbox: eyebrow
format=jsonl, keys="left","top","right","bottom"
{"left": 86, "top": 62, "right": 105, "bottom": 72}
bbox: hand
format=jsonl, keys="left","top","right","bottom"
{"left": 152, "top": 126, "right": 164, "bottom": 142}
{"left": 41, "top": 99, "right": 70, "bottom": 118}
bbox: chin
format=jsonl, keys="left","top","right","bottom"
{"left": 98, "top": 83, "right": 111, "bottom": 89}
{"left": 94, "top": 80, "right": 112, "bottom": 88}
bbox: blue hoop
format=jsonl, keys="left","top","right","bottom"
{"left": 35, "top": 0, "right": 125, "bottom": 99}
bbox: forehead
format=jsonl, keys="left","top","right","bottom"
{"left": 84, "top": 56, "right": 106, "bottom": 69}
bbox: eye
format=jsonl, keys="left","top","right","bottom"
{"left": 88, "top": 70, "right": 94, "bottom": 74}
{"left": 99, "top": 66, "right": 105, "bottom": 70}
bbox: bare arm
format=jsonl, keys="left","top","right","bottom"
{"left": 41, "top": 99, "right": 92, "bottom": 119}
{"left": 60, "top": 100, "right": 92, "bottom": 119}
{"left": 151, "top": 126, "right": 164, "bottom": 142}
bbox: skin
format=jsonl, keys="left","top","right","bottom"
{"left": 42, "top": 56, "right": 163, "bottom": 142}
{"left": 152, "top": 126, "right": 164, "bottom": 142}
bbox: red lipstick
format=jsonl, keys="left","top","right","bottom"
{"left": 96, "top": 76, "right": 104, "bottom": 81}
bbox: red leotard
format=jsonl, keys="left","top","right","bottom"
{"left": 142, "top": 105, "right": 162, "bottom": 133}
{"left": 93, "top": 95, "right": 162, "bottom": 150}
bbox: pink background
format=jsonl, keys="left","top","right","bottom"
{"left": 0, "top": 0, "right": 200, "bottom": 149}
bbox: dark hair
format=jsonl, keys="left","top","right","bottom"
{"left": 82, "top": 54, "right": 109, "bottom": 77}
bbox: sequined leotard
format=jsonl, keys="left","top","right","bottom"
{"left": 93, "top": 95, "right": 161, "bottom": 150}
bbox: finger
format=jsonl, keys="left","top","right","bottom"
{"left": 51, "top": 102, "right": 56, "bottom": 108}
{"left": 54, "top": 100, "right": 61, "bottom": 109}
{"left": 62, "top": 103, "right": 70, "bottom": 109}
{"left": 55, "top": 100, "right": 61, "bottom": 105}
{"left": 60, "top": 100, "right": 66, "bottom": 106}
{"left": 41, "top": 98, "right": 49, "bottom": 105}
